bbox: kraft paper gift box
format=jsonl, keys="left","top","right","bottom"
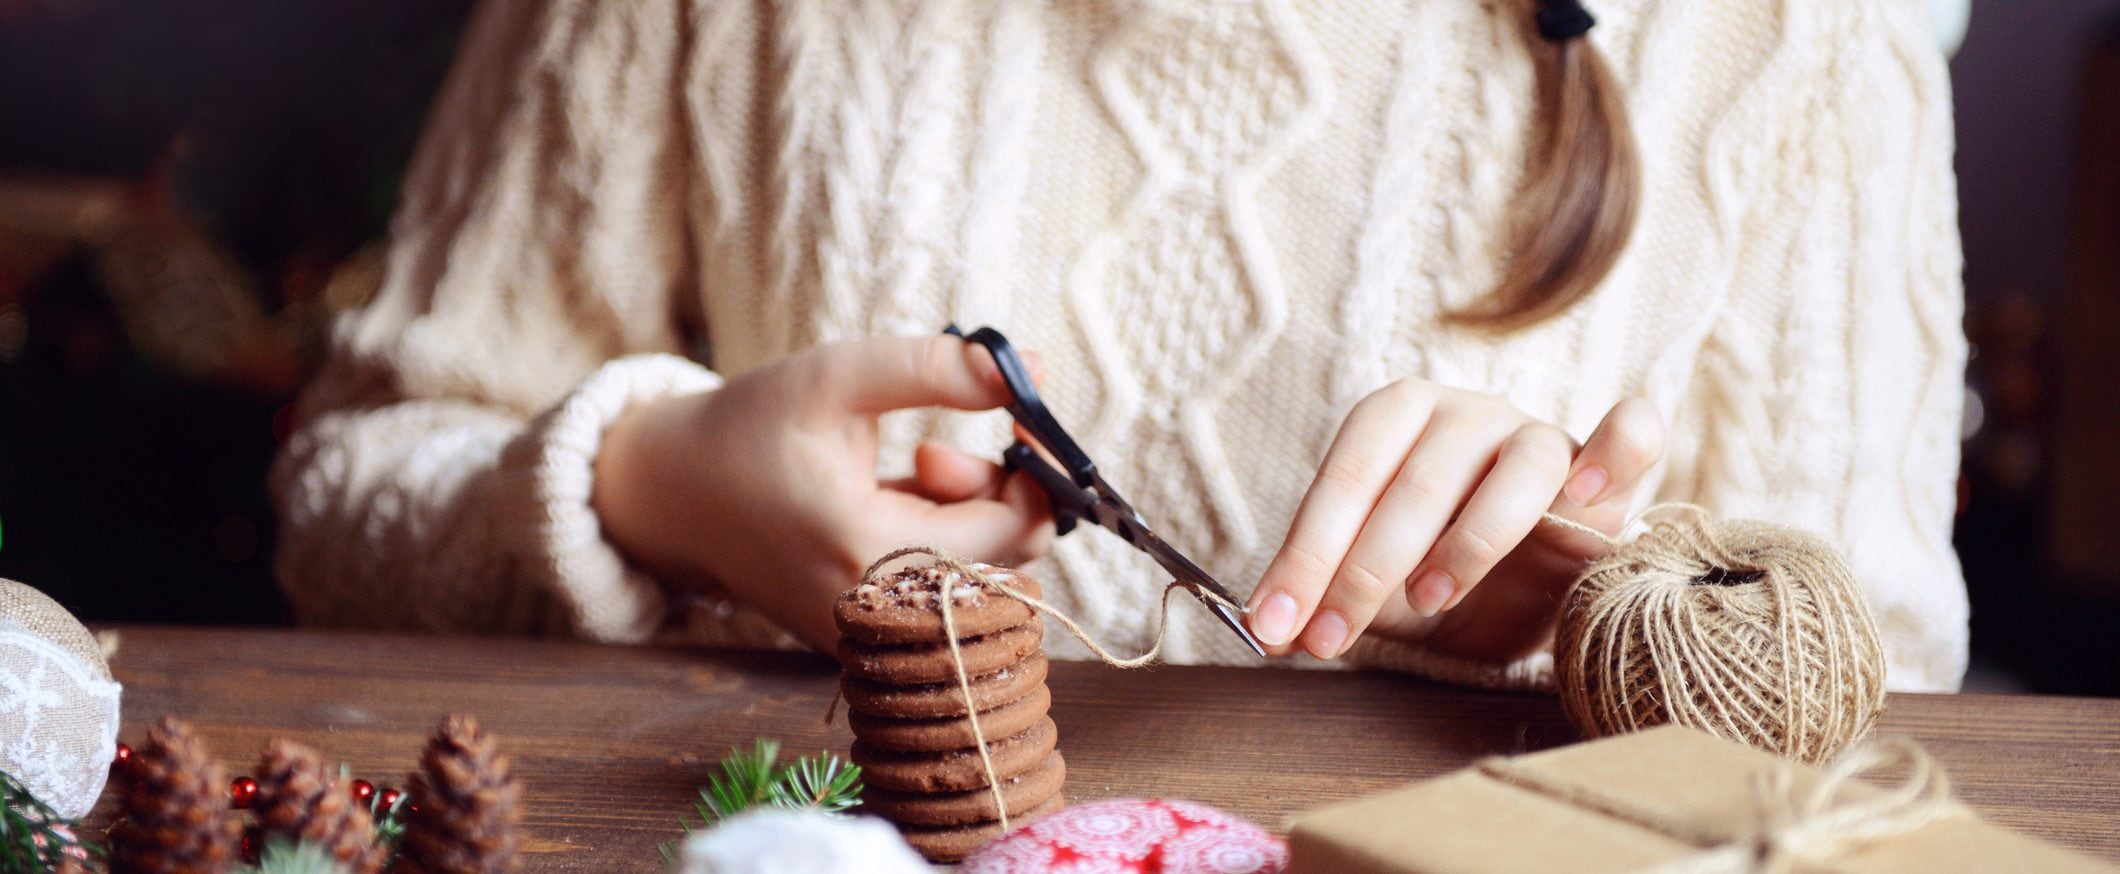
{"left": 1286, "top": 724, "right": 2115, "bottom": 873}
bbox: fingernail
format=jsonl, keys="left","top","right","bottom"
{"left": 1301, "top": 611, "right": 1349, "bottom": 660}
{"left": 1564, "top": 465, "right": 1609, "bottom": 505}
{"left": 1250, "top": 593, "right": 1299, "bottom": 646}
{"left": 1410, "top": 571, "right": 1454, "bottom": 617}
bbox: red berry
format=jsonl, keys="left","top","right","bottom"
{"left": 230, "top": 776, "right": 258, "bottom": 809}
{"left": 352, "top": 779, "right": 375, "bottom": 802}
{"left": 112, "top": 743, "right": 132, "bottom": 768}
{"left": 380, "top": 788, "right": 402, "bottom": 808}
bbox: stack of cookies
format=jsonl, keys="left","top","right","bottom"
{"left": 835, "top": 560, "right": 1066, "bottom": 863}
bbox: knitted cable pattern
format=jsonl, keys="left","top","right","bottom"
{"left": 273, "top": 0, "right": 1968, "bottom": 691}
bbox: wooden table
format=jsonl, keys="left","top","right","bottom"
{"left": 102, "top": 626, "right": 2120, "bottom": 870}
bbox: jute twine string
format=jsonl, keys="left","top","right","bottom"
{"left": 1545, "top": 505, "right": 1888, "bottom": 764}
{"left": 856, "top": 546, "right": 1245, "bottom": 830}
{"left": 856, "top": 502, "right": 1881, "bottom": 827}
{"left": 1479, "top": 735, "right": 1960, "bottom": 874}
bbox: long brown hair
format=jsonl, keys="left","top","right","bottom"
{"left": 1446, "top": 1, "right": 1640, "bottom": 332}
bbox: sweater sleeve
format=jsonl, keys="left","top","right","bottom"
{"left": 1657, "top": 0, "right": 1969, "bottom": 692}
{"left": 270, "top": 0, "right": 721, "bottom": 641}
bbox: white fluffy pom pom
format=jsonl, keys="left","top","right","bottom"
{"left": 677, "top": 810, "right": 930, "bottom": 874}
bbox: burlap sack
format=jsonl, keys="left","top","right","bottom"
{"left": 0, "top": 579, "right": 122, "bottom": 818}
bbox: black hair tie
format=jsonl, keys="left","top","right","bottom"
{"left": 1536, "top": 0, "right": 1596, "bottom": 41}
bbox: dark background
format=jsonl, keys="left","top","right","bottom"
{"left": 2, "top": 1, "right": 2116, "bottom": 694}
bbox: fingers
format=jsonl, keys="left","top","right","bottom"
{"left": 1247, "top": 380, "right": 1437, "bottom": 654}
{"left": 1250, "top": 387, "right": 1665, "bottom": 663}
{"left": 1564, "top": 396, "right": 1664, "bottom": 508}
{"left": 1297, "top": 413, "right": 1495, "bottom": 658}
{"left": 879, "top": 471, "right": 1055, "bottom": 568}
{"left": 1409, "top": 422, "right": 1575, "bottom": 615}
{"left": 1531, "top": 396, "right": 1666, "bottom": 563}
{"left": 824, "top": 335, "right": 1016, "bottom": 415}
{"left": 885, "top": 442, "right": 1010, "bottom": 503}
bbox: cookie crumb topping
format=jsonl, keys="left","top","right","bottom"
{"left": 855, "top": 562, "right": 1021, "bottom": 611}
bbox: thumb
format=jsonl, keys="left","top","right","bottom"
{"left": 824, "top": 335, "right": 1015, "bottom": 414}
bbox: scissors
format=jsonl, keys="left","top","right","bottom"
{"left": 944, "top": 324, "right": 1267, "bottom": 657}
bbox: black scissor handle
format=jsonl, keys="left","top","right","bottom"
{"left": 946, "top": 324, "right": 1103, "bottom": 535}
{"left": 1002, "top": 442, "right": 1082, "bottom": 536}
{"left": 945, "top": 324, "right": 1101, "bottom": 484}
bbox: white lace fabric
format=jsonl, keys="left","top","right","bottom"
{"left": 0, "top": 580, "right": 122, "bottom": 819}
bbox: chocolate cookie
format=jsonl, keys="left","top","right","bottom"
{"left": 897, "top": 795, "right": 1065, "bottom": 863}
{"left": 835, "top": 563, "right": 1043, "bottom": 645}
{"left": 847, "top": 684, "right": 1053, "bottom": 752}
{"left": 853, "top": 718, "right": 1058, "bottom": 793}
{"left": 838, "top": 619, "right": 1044, "bottom": 684}
{"left": 842, "top": 653, "right": 1048, "bottom": 719}
{"left": 860, "top": 751, "right": 1065, "bottom": 827}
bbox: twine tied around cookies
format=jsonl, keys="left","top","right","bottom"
{"left": 855, "top": 545, "right": 1248, "bottom": 830}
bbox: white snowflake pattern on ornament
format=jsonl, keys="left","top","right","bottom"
{"left": 1162, "top": 821, "right": 1286, "bottom": 873}
{"left": 958, "top": 832, "right": 1059, "bottom": 874}
{"left": 1027, "top": 799, "right": 1180, "bottom": 860}
{"left": 960, "top": 799, "right": 1287, "bottom": 874}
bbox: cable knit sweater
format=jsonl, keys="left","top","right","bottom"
{"left": 272, "top": 0, "right": 1969, "bottom": 691}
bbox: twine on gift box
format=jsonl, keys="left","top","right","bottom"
{"left": 1481, "top": 735, "right": 1961, "bottom": 873}
{"left": 1540, "top": 504, "right": 1888, "bottom": 765}
{"left": 858, "top": 546, "right": 1243, "bottom": 830}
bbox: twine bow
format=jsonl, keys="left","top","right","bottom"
{"left": 1736, "top": 736, "right": 1962, "bottom": 873}
{"left": 1482, "top": 735, "right": 1962, "bottom": 874}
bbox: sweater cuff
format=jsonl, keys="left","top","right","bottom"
{"left": 1346, "top": 636, "right": 1555, "bottom": 693}
{"left": 517, "top": 353, "right": 722, "bottom": 642}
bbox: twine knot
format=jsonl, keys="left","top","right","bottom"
{"left": 1484, "top": 734, "right": 1963, "bottom": 874}
{"left": 1743, "top": 736, "right": 1960, "bottom": 872}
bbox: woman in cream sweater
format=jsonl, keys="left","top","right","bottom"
{"left": 274, "top": 0, "right": 1968, "bottom": 691}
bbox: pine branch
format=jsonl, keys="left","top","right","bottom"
{"left": 243, "top": 839, "right": 346, "bottom": 874}
{"left": 663, "top": 739, "right": 865, "bottom": 861}
{"left": 697, "top": 740, "right": 782, "bottom": 825}
{"left": 367, "top": 791, "right": 409, "bottom": 849}
{"left": 0, "top": 770, "right": 95, "bottom": 873}
{"left": 767, "top": 753, "right": 862, "bottom": 816}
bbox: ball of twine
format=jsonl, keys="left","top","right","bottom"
{"left": 1552, "top": 511, "right": 1886, "bottom": 764}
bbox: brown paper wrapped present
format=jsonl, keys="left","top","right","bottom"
{"left": 1287, "top": 725, "right": 2114, "bottom": 873}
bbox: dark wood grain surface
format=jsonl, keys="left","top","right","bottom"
{"left": 97, "top": 626, "right": 2120, "bottom": 870}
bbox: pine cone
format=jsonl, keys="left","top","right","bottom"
{"left": 108, "top": 717, "right": 241, "bottom": 874}
{"left": 251, "top": 739, "right": 385, "bottom": 874}
{"left": 396, "top": 716, "right": 523, "bottom": 874}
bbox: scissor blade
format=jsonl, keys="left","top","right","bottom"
{"left": 1133, "top": 529, "right": 1267, "bottom": 657}
{"left": 1207, "top": 600, "right": 1268, "bottom": 658}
